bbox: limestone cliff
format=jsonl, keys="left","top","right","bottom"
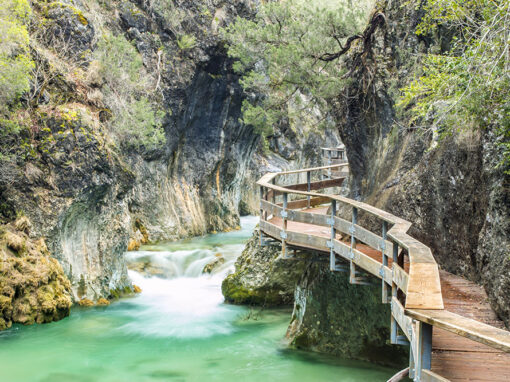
{"left": 0, "top": 0, "right": 339, "bottom": 306}
{"left": 333, "top": 0, "right": 510, "bottom": 326}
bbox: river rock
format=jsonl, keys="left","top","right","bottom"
{"left": 286, "top": 263, "right": 408, "bottom": 367}
{"left": 222, "top": 230, "right": 307, "bottom": 306}
{"left": 202, "top": 254, "right": 225, "bottom": 274}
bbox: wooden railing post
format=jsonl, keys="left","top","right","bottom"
{"left": 381, "top": 221, "right": 389, "bottom": 303}
{"left": 281, "top": 192, "right": 288, "bottom": 258}
{"left": 271, "top": 178, "right": 276, "bottom": 205}
{"left": 329, "top": 199, "right": 337, "bottom": 271}
{"left": 306, "top": 171, "right": 311, "bottom": 208}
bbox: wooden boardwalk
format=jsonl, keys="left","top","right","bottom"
{"left": 270, "top": 208, "right": 510, "bottom": 381}
{"left": 257, "top": 158, "right": 510, "bottom": 382}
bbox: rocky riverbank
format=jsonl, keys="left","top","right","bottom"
{"left": 222, "top": 232, "right": 408, "bottom": 367}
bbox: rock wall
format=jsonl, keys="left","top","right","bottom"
{"left": 334, "top": 0, "right": 510, "bottom": 326}
{"left": 286, "top": 263, "right": 408, "bottom": 367}
{"left": 0, "top": 0, "right": 339, "bottom": 305}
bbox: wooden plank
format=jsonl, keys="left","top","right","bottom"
{"left": 405, "top": 309, "right": 510, "bottom": 353}
{"left": 333, "top": 216, "right": 351, "bottom": 235}
{"left": 286, "top": 209, "right": 330, "bottom": 227}
{"left": 260, "top": 199, "right": 281, "bottom": 217}
{"left": 277, "top": 164, "right": 347, "bottom": 176}
{"left": 285, "top": 178, "right": 345, "bottom": 192}
{"left": 332, "top": 239, "right": 351, "bottom": 260}
{"left": 286, "top": 230, "right": 330, "bottom": 252}
{"left": 421, "top": 369, "right": 450, "bottom": 382}
{"left": 259, "top": 220, "right": 282, "bottom": 239}
{"left": 287, "top": 196, "right": 330, "bottom": 210}
{"left": 392, "top": 297, "right": 414, "bottom": 342}
{"left": 351, "top": 247, "right": 382, "bottom": 279}
{"left": 393, "top": 264, "right": 409, "bottom": 294}
{"left": 406, "top": 261, "right": 444, "bottom": 310}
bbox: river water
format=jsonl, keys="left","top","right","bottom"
{"left": 0, "top": 216, "right": 395, "bottom": 381}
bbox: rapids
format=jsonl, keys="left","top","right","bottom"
{"left": 0, "top": 216, "right": 395, "bottom": 381}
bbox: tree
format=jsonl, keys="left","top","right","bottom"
{"left": 399, "top": 0, "right": 510, "bottom": 170}
{"left": 0, "top": 0, "right": 34, "bottom": 115}
{"left": 222, "top": 0, "right": 372, "bottom": 136}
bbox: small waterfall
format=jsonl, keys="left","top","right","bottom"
{"left": 120, "top": 216, "right": 258, "bottom": 338}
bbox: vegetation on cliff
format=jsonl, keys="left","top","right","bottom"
{"left": 0, "top": 217, "right": 72, "bottom": 330}
{"left": 399, "top": 0, "right": 510, "bottom": 170}
{"left": 223, "top": 0, "right": 372, "bottom": 137}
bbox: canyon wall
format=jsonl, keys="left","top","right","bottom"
{"left": 0, "top": 0, "right": 340, "bottom": 308}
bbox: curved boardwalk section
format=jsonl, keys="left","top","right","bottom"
{"left": 257, "top": 162, "right": 510, "bottom": 381}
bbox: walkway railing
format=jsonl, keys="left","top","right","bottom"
{"left": 257, "top": 162, "right": 510, "bottom": 382}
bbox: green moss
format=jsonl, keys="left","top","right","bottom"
{"left": 221, "top": 274, "right": 283, "bottom": 306}
{"left": 43, "top": 2, "right": 88, "bottom": 26}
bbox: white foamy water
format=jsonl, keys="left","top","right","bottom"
{"left": 120, "top": 216, "right": 258, "bottom": 338}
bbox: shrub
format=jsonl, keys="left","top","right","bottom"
{"left": 96, "top": 33, "right": 165, "bottom": 150}
{"left": 0, "top": 0, "right": 34, "bottom": 113}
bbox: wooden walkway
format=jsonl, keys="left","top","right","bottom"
{"left": 270, "top": 208, "right": 510, "bottom": 381}
{"left": 257, "top": 160, "right": 510, "bottom": 382}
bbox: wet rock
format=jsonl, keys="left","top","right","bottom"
{"left": 286, "top": 263, "right": 408, "bottom": 367}
{"left": 0, "top": 222, "right": 72, "bottom": 330}
{"left": 77, "top": 298, "right": 94, "bottom": 307}
{"left": 96, "top": 298, "right": 110, "bottom": 306}
{"left": 202, "top": 254, "right": 225, "bottom": 274}
{"left": 127, "top": 259, "right": 167, "bottom": 278}
{"left": 222, "top": 230, "right": 307, "bottom": 306}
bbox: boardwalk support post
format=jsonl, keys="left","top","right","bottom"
{"left": 281, "top": 192, "right": 288, "bottom": 258}
{"left": 414, "top": 322, "right": 433, "bottom": 381}
{"left": 381, "top": 221, "right": 389, "bottom": 303}
{"left": 391, "top": 240, "right": 399, "bottom": 344}
{"left": 327, "top": 150, "right": 332, "bottom": 178}
{"left": 307, "top": 171, "right": 311, "bottom": 208}
{"left": 259, "top": 186, "right": 264, "bottom": 246}
{"left": 329, "top": 200, "right": 337, "bottom": 271}
{"left": 349, "top": 207, "right": 357, "bottom": 283}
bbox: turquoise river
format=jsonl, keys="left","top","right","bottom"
{"left": 0, "top": 216, "right": 396, "bottom": 381}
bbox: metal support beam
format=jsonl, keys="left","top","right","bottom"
{"left": 349, "top": 207, "right": 358, "bottom": 284}
{"left": 329, "top": 199, "right": 337, "bottom": 271}
{"left": 327, "top": 150, "right": 332, "bottom": 178}
{"left": 414, "top": 322, "right": 433, "bottom": 381}
{"left": 259, "top": 186, "right": 264, "bottom": 246}
{"left": 281, "top": 192, "right": 288, "bottom": 258}
{"left": 271, "top": 178, "right": 276, "bottom": 206}
{"left": 391, "top": 240, "right": 399, "bottom": 344}
{"left": 382, "top": 221, "right": 389, "bottom": 303}
{"left": 306, "top": 171, "right": 311, "bottom": 208}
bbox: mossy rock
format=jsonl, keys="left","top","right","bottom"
{"left": 0, "top": 221, "right": 72, "bottom": 330}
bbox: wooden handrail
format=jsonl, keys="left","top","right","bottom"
{"left": 257, "top": 165, "right": 443, "bottom": 309}
{"left": 257, "top": 161, "right": 510, "bottom": 381}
